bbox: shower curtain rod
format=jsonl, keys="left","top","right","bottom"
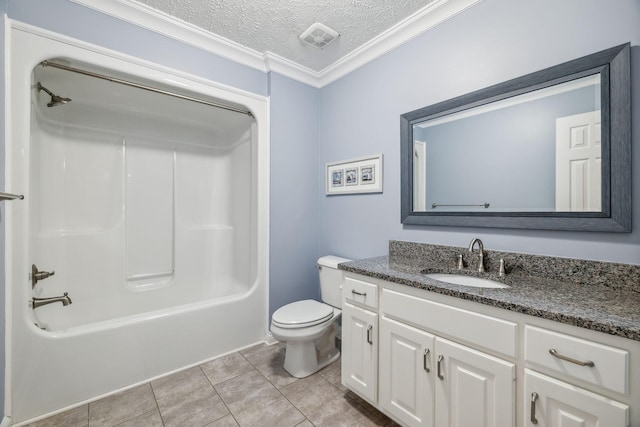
{"left": 40, "top": 60, "right": 253, "bottom": 118}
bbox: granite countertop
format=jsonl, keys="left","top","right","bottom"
{"left": 339, "top": 255, "right": 640, "bottom": 342}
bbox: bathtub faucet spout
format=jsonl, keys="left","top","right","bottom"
{"left": 31, "top": 292, "right": 72, "bottom": 309}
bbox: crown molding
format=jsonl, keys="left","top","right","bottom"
{"left": 316, "top": 0, "right": 482, "bottom": 87}
{"left": 69, "top": 0, "right": 268, "bottom": 71}
{"left": 263, "top": 51, "right": 322, "bottom": 87}
{"left": 70, "top": 0, "right": 482, "bottom": 88}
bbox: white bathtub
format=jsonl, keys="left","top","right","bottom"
{"left": 6, "top": 23, "right": 269, "bottom": 424}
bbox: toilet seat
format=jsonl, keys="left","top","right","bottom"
{"left": 271, "top": 299, "right": 334, "bottom": 329}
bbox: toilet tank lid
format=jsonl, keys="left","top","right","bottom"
{"left": 318, "top": 255, "right": 351, "bottom": 269}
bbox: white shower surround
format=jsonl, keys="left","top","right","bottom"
{"left": 6, "top": 22, "right": 269, "bottom": 424}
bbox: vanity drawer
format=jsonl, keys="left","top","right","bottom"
{"left": 524, "top": 325, "right": 629, "bottom": 395}
{"left": 381, "top": 288, "right": 517, "bottom": 358}
{"left": 344, "top": 276, "right": 378, "bottom": 309}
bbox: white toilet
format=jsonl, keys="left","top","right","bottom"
{"left": 270, "top": 255, "right": 351, "bottom": 378}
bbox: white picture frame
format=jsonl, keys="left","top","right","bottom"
{"left": 326, "top": 154, "right": 383, "bottom": 195}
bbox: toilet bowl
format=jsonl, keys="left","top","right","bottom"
{"left": 270, "top": 255, "right": 350, "bottom": 378}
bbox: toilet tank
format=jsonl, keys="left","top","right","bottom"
{"left": 318, "top": 255, "right": 351, "bottom": 308}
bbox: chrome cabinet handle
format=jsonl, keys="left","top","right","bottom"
{"left": 367, "top": 325, "right": 373, "bottom": 344}
{"left": 437, "top": 355, "right": 444, "bottom": 380}
{"left": 549, "top": 348, "right": 595, "bottom": 367}
{"left": 423, "top": 349, "right": 430, "bottom": 372}
{"left": 530, "top": 392, "right": 539, "bottom": 424}
{"left": 351, "top": 290, "right": 366, "bottom": 296}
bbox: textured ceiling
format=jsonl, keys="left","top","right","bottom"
{"left": 131, "top": 0, "right": 435, "bottom": 71}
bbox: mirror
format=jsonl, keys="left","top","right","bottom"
{"left": 401, "top": 43, "right": 631, "bottom": 232}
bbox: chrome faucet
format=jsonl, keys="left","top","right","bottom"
{"left": 31, "top": 292, "right": 72, "bottom": 309}
{"left": 468, "top": 238, "right": 485, "bottom": 273}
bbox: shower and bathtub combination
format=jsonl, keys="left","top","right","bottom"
{"left": 5, "top": 23, "right": 269, "bottom": 424}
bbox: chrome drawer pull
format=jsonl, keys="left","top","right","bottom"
{"left": 530, "top": 392, "right": 539, "bottom": 424}
{"left": 367, "top": 325, "right": 373, "bottom": 344}
{"left": 549, "top": 348, "right": 595, "bottom": 367}
{"left": 423, "top": 349, "right": 430, "bottom": 372}
{"left": 351, "top": 290, "right": 367, "bottom": 296}
{"left": 437, "top": 355, "right": 444, "bottom": 380}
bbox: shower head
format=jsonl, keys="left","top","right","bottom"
{"left": 37, "top": 82, "right": 71, "bottom": 107}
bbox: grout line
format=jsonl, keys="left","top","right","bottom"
{"left": 198, "top": 364, "right": 239, "bottom": 426}
{"left": 148, "top": 382, "right": 166, "bottom": 427}
{"left": 237, "top": 344, "right": 311, "bottom": 426}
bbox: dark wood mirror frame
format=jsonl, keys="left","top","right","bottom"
{"left": 400, "top": 43, "right": 631, "bottom": 232}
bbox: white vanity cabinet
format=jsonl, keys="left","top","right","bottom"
{"left": 378, "top": 287, "right": 516, "bottom": 427}
{"left": 434, "top": 337, "right": 515, "bottom": 427}
{"left": 341, "top": 276, "right": 379, "bottom": 404}
{"left": 341, "top": 271, "right": 640, "bottom": 427}
{"left": 379, "top": 316, "right": 435, "bottom": 426}
{"left": 523, "top": 325, "right": 630, "bottom": 426}
{"left": 524, "top": 369, "right": 628, "bottom": 426}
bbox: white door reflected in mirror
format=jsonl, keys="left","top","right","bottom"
{"left": 555, "top": 110, "right": 601, "bottom": 212}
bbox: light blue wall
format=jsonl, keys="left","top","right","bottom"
{"left": 318, "top": 0, "right": 640, "bottom": 264}
{"left": 268, "top": 72, "right": 320, "bottom": 319}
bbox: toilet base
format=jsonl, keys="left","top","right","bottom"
{"left": 282, "top": 322, "right": 340, "bottom": 378}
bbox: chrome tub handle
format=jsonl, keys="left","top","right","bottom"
{"left": 0, "top": 192, "right": 24, "bottom": 201}
{"left": 549, "top": 348, "right": 595, "bottom": 367}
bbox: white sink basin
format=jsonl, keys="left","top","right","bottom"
{"left": 426, "top": 273, "right": 510, "bottom": 289}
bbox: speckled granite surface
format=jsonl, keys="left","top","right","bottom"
{"left": 339, "top": 241, "right": 640, "bottom": 341}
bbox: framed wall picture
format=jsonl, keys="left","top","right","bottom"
{"left": 331, "top": 169, "right": 344, "bottom": 187}
{"left": 326, "top": 154, "right": 383, "bottom": 195}
{"left": 345, "top": 168, "right": 358, "bottom": 186}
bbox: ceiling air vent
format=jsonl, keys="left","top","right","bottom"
{"left": 299, "top": 23, "right": 339, "bottom": 49}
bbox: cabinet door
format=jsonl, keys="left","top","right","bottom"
{"left": 435, "top": 337, "right": 515, "bottom": 427}
{"left": 524, "top": 369, "right": 628, "bottom": 427}
{"left": 342, "top": 301, "right": 378, "bottom": 403}
{"left": 380, "top": 316, "right": 435, "bottom": 427}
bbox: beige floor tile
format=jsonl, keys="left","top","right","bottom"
{"left": 216, "top": 370, "right": 305, "bottom": 427}
{"left": 246, "top": 344, "right": 299, "bottom": 389}
{"left": 281, "top": 374, "right": 349, "bottom": 423}
{"left": 201, "top": 352, "right": 255, "bottom": 386}
{"left": 240, "top": 342, "right": 284, "bottom": 366}
{"left": 318, "top": 358, "right": 342, "bottom": 387}
{"left": 23, "top": 405, "right": 88, "bottom": 427}
{"left": 151, "top": 366, "right": 212, "bottom": 401}
{"left": 344, "top": 393, "right": 399, "bottom": 427}
{"left": 88, "top": 384, "right": 156, "bottom": 427}
{"left": 281, "top": 373, "right": 392, "bottom": 427}
{"left": 294, "top": 420, "right": 315, "bottom": 427}
{"left": 116, "top": 409, "right": 163, "bottom": 427}
{"left": 152, "top": 367, "right": 230, "bottom": 427}
{"left": 157, "top": 385, "right": 229, "bottom": 427}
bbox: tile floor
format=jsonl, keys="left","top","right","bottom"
{"left": 24, "top": 343, "right": 398, "bottom": 427}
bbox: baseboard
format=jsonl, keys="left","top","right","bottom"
{"left": 1, "top": 416, "right": 12, "bottom": 427}
{"left": 264, "top": 331, "right": 278, "bottom": 345}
